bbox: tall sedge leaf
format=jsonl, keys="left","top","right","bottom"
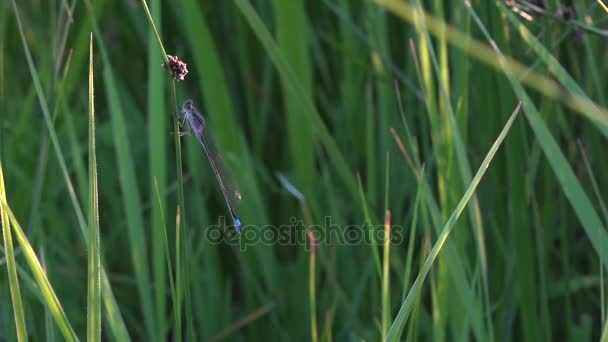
{"left": 86, "top": 33, "right": 101, "bottom": 342}
{"left": 387, "top": 103, "right": 521, "bottom": 341}
{"left": 272, "top": 0, "right": 315, "bottom": 194}
{"left": 0, "top": 161, "right": 27, "bottom": 341}
{"left": 85, "top": 1, "right": 156, "bottom": 336}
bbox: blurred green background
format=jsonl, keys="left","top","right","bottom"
{"left": 1, "top": 0, "right": 608, "bottom": 340}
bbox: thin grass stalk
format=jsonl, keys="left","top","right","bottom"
{"left": 0, "top": 163, "right": 27, "bottom": 341}
{"left": 86, "top": 33, "right": 101, "bottom": 342}
{"left": 308, "top": 229, "right": 318, "bottom": 342}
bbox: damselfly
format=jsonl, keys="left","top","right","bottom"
{"left": 179, "top": 100, "right": 243, "bottom": 232}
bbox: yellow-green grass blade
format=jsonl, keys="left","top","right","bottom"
{"left": 392, "top": 121, "right": 489, "bottom": 339}
{"left": 308, "top": 230, "right": 318, "bottom": 342}
{"left": 381, "top": 207, "right": 391, "bottom": 341}
{"left": 0, "top": 161, "right": 27, "bottom": 341}
{"left": 0, "top": 200, "right": 79, "bottom": 342}
{"left": 86, "top": 33, "right": 101, "bottom": 342}
{"left": 387, "top": 103, "right": 521, "bottom": 341}
{"left": 409, "top": 1, "right": 491, "bottom": 338}
{"left": 413, "top": 5, "right": 493, "bottom": 336}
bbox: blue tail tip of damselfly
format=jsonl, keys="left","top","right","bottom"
{"left": 234, "top": 217, "right": 242, "bottom": 233}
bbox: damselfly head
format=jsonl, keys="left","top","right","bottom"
{"left": 183, "top": 100, "right": 194, "bottom": 112}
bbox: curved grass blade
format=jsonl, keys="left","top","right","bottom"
{"left": 0, "top": 161, "right": 27, "bottom": 341}
{"left": 0, "top": 200, "right": 79, "bottom": 342}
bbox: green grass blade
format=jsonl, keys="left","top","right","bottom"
{"left": 86, "top": 33, "right": 101, "bottom": 342}
{"left": 401, "top": 165, "right": 425, "bottom": 301}
{"left": 308, "top": 230, "right": 318, "bottom": 342}
{"left": 85, "top": 2, "right": 156, "bottom": 336}
{"left": 153, "top": 177, "right": 178, "bottom": 333}
{"left": 146, "top": 0, "right": 168, "bottom": 337}
{"left": 357, "top": 176, "right": 382, "bottom": 279}
{"left": 381, "top": 209, "right": 391, "bottom": 341}
{"left": 387, "top": 103, "right": 521, "bottom": 341}
{"left": 272, "top": 0, "right": 315, "bottom": 194}
{"left": 174, "top": 205, "right": 183, "bottom": 342}
{"left": 0, "top": 161, "right": 27, "bottom": 341}
{"left": 0, "top": 200, "right": 79, "bottom": 342}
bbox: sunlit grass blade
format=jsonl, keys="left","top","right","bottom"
{"left": 86, "top": 33, "right": 101, "bottom": 342}
{"left": 381, "top": 209, "right": 391, "bottom": 341}
{"left": 412, "top": 4, "right": 493, "bottom": 335}
{"left": 0, "top": 200, "right": 79, "bottom": 342}
{"left": 387, "top": 103, "right": 521, "bottom": 341}
{"left": 392, "top": 121, "right": 488, "bottom": 340}
{"left": 0, "top": 161, "right": 27, "bottom": 341}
